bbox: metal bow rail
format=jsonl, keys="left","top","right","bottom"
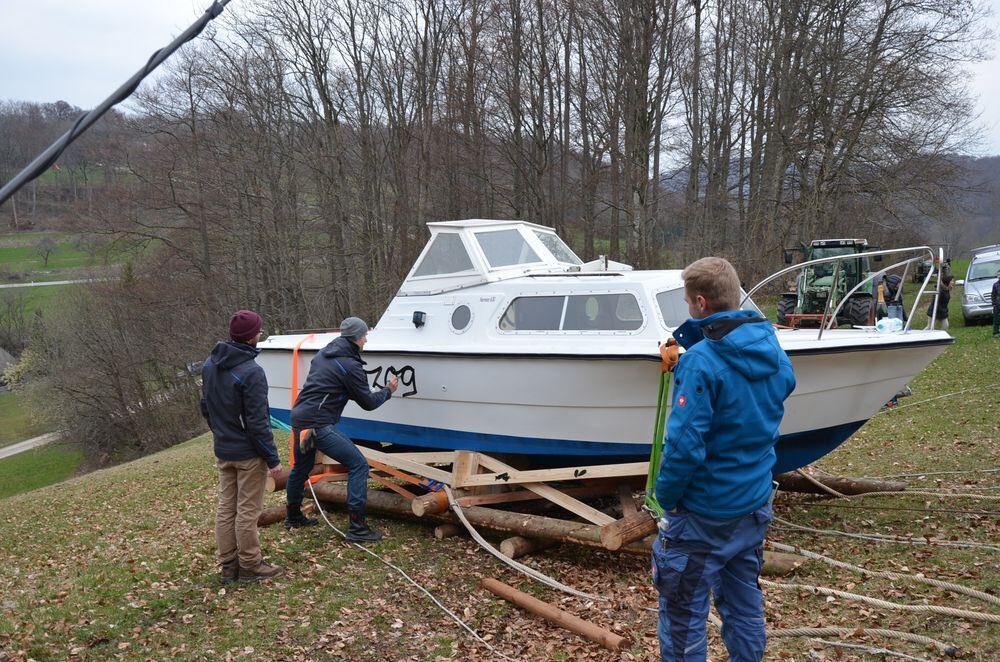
{"left": 741, "top": 245, "right": 947, "bottom": 339}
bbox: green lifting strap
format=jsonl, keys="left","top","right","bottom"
{"left": 644, "top": 369, "right": 673, "bottom": 518}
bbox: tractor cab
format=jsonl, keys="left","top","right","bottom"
{"left": 779, "top": 239, "right": 881, "bottom": 328}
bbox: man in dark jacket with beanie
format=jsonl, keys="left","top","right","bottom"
{"left": 285, "top": 317, "right": 397, "bottom": 541}
{"left": 201, "top": 310, "right": 284, "bottom": 582}
{"left": 652, "top": 258, "right": 795, "bottom": 661}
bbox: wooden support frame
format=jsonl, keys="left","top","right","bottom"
{"left": 454, "top": 460, "right": 648, "bottom": 488}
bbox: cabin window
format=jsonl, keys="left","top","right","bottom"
{"left": 656, "top": 289, "right": 688, "bottom": 328}
{"left": 532, "top": 230, "right": 582, "bottom": 265}
{"left": 562, "top": 294, "right": 643, "bottom": 331}
{"left": 451, "top": 305, "right": 472, "bottom": 332}
{"left": 500, "top": 293, "right": 643, "bottom": 332}
{"left": 412, "top": 233, "right": 475, "bottom": 277}
{"left": 476, "top": 229, "right": 542, "bottom": 268}
{"left": 499, "top": 296, "right": 564, "bottom": 330}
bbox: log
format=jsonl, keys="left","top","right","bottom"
{"left": 265, "top": 467, "right": 291, "bottom": 493}
{"left": 774, "top": 472, "right": 906, "bottom": 496}
{"left": 499, "top": 536, "right": 557, "bottom": 559}
{"left": 257, "top": 501, "right": 315, "bottom": 528}
{"left": 480, "top": 578, "right": 630, "bottom": 651}
{"left": 433, "top": 524, "right": 465, "bottom": 540}
{"left": 307, "top": 482, "right": 804, "bottom": 575}
{"left": 411, "top": 490, "right": 450, "bottom": 516}
{"left": 600, "top": 511, "right": 658, "bottom": 551}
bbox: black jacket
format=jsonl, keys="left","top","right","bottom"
{"left": 290, "top": 336, "right": 391, "bottom": 430}
{"left": 927, "top": 286, "right": 951, "bottom": 318}
{"left": 993, "top": 278, "right": 1000, "bottom": 312}
{"left": 200, "top": 340, "right": 280, "bottom": 468}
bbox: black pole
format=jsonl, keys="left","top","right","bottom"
{"left": 0, "top": 0, "right": 234, "bottom": 207}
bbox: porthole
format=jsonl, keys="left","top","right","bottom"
{"left": 451, "top": 305, "right": 472, "bottom": 333}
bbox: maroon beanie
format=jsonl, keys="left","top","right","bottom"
{"left": 229, "top": 310, "right": 263, "bottom": 342}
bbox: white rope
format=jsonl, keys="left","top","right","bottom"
{"left": 769, "top": 541, "right": 1000, "bottom": 606}
{"left": 442, "top": 485, "right": 607, "bottom": 602}
{"left": 870, "top": 467, "right": 1000, "bottom": 479}
{"left": 773, "top": 515, "right": 1000, "bottom": 551}
{"left": 805, "top": 638, "right": 930, "bottom": 661}
{"left": 874, "top": 383, "right": 997, "bottom": 415}
{"left": 307, "top": 482, "right": 515, "bottom": 662}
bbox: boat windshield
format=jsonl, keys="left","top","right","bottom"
{"left": 968, "top": 258, "right": 1000, "bottom": 281}
{"left": 476, "top": 229, "right": 542, "bottom": 268}
{"left": 656, "top": 288, "right": 764, "bottom": 329}
{"left": 532, "top": 230, "right": 583, "bottom": 265}
{"left": 412, "top": 233, "right": 475, "bottom": 277}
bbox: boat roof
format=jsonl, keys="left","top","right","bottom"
{"left": 399, "top": 219, "right": 591, "bottom": 296}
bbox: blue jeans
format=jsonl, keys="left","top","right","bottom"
{"left": 652, "top": 504, "right": 773, "bottom": 661}
{"left": 286, "top": 424, "right": 369, "bottom": 513}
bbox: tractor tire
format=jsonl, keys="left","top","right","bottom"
{"left": 776, "top": 294, "right": 796, "bottom": 326}
{"left": 846, "top": 294, "right": 874, "bottom": 327}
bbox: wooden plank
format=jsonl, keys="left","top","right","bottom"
{"left": 451, "top": 451, "right": 481, "bottom": 488}
{"left": 618, "top": 484, "right": 639, "bottom": 517}
{"left": 477, "top": 455, "right": 615, "bottom": 525}
{"left": 381, "top": 451, "right": 457, "bottom": 464}
{"left": 357, "top": 446, "right": 453, "bottom": 483}
{"left": 458, "top": 460, "right": 649, "bottom": 488}
{"left": 457, "top": 484, "right": 617, "bottom": 508}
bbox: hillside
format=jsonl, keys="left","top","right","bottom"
{"left": 0, "top": 314, "right": 998, "bottom": 660}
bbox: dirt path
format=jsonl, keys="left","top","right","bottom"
{"left": 0, "top": 432, "right": 60, "bottom": 460}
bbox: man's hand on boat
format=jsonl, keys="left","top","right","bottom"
{"left": 387, "top": 376, "right": 399, "bottom": 393}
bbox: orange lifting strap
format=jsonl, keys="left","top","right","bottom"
{"left": 288, "top": 333, "right": 316, "bottom": 467}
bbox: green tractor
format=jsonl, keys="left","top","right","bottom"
{"left": 777, "top": 239, "right": 882, "bottom": 328}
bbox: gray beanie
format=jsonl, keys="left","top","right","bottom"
{"left": 340, "top": 316, "right": 369, "bottom": 341}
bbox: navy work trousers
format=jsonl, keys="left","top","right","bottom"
{"left": 652, "top": 504, "right": 773, "bottom": 661}
{"left": 286, "top": 424, "right": 369, "bottom": 513}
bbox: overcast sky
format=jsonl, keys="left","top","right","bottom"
{"left": 1, "top": 0, "right": 999, "bottom": 154}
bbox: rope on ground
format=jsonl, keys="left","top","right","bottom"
{"left": 806, "top": 638, "right": 929, "bottom": 661}
{"left": 306, "top": 482, "right": 516, "bottom": 662}
{"left": 769, "top": 541, "right": 1000, "bottom": 607}
{"left": 870, "top": 468, "right": 1000, "bottom": 479}
{"left": 760, "top": 578, "right": 1000, "bottom": 624}
{"left": 874, "top": 384, "right": 997, "bottom": 415}
{"left": 707, "top": 613, "right": 952, "bottom": 658}
{"left": 773, "top": 515, "right": 1000, "bottom": 551}
{"left": 442, "top": 485, "right": 607, "bottom": 602}
{"left": 839, "top": 489, "right": 1000, "bottom": 501}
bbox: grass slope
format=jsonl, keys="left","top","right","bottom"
{"left": 0, "top": 390, "right": 51, "bottom": 448}
{"left": 0, "top": 326, "right": 997, "bottom": 660}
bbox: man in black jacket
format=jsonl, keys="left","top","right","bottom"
{"left": 992, "top": 269, "right": 1000, "bottom": 338}
{"left": 201, "top": 310, "right": 284, "bottom": 582}
{"left": 285, "top": 317, "right": 397, "bottom": 542}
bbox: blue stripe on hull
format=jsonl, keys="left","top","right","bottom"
{"left": 269, "top": 408, "right": 865, "bottom": 474}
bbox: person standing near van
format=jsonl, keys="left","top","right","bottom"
{"left": 992, "top": 269, "right": 1000, "bottom": 338}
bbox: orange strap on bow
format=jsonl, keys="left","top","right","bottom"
{"left": 660, "top": 338, "right": 680, "bottom": 373}
{"left": 288, "top": 333, "right": 316, "bottom": 467}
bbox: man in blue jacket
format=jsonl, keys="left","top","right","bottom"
{"left": 653, "top": 258, "right": 796, "bottom": 661}
{"left": 201, "top": 310, "right": 284, "bottom": 583}
{"left": 285, "top": 317, "right": 397, "bottom": 542}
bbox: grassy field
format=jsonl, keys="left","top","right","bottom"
{"left": 0, "top": 442, "right": 83, "bottom": 500}
{"left": 0, "top": 390, "right": 52, "bottom": 448}
{"left": 0, "top": 317, "right": 996, "bottom": 659}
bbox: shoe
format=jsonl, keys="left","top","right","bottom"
{"left": 220, "top": 558, "right": 239, "bottom": 584}
{"left": 346, "top": 511, "right": 383, "bottom": 543}
{"left": 238, "top": 560, "right": 282, "bottom": 582}
{"left": 284, "top": 505, "right": 319, "bottom": 530}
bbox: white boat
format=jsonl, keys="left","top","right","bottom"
{"left": 258, "top": 219, "right": 952, "bottom": 474}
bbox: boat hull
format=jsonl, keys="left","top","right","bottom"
{"left": 259, "top": 340, "right": 948, "bottom": 474}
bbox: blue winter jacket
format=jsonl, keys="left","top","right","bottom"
{"left": 290, "top": 336, "right": 392, "bottom": 430}
{"left": 654, "top": 310, "right": 796, "bottom": 519}
{"left": 200, "top": 340, "right": 281, "bottom": 468}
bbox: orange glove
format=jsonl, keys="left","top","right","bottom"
{"left": 660, "top": 338, "right": 680, "bottom": 373}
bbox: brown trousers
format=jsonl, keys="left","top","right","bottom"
{"left": 216, "top": 457, "right": 267, "bottom": 568}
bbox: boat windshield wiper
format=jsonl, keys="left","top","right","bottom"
{"left": 0, "top": 0, "right": 234, "bottom": 206}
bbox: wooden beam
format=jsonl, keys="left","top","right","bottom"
{"left": 618, "top": 484, "right": 639, "bottom": 517}
{"left": 480, "top": 578, "right": 630, "bottom": 651}
{"left": 451, "top": 451, "right": 481, "bottom": 488}
{"left": 457, "top": 483, "right": 616, "bottom": 508}
{"left": 382, "top": 451, "right": 457, "bottom": 464}
{"left": 357, "top": 446, "right": 453, "bottom": 483}
{"left": 457, "top": 461, "right": 649, "bottom": 487}
{"left": 477, "top": 455, "right": 615, "bottom": 525}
